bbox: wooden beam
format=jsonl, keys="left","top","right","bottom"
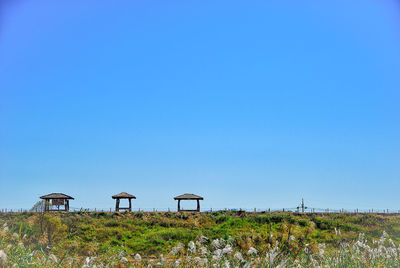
{"left": 115, "top": 198, "right": 120, "bottom": 212}
{"left": 44, "top": 199, "right": 50, "bottom": 212}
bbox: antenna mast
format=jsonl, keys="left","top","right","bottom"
{"left": 297, "top": 198, "right": 308, "bottom": 213}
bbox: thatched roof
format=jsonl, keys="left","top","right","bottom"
{"left": 174, "top": 193, "right": 203, "bottom": 200}
{"left": 112, "top": 192, "right": 136, "bottom": 199}
{"left": 40, "top": 193, "right": 74, "bottom": 200}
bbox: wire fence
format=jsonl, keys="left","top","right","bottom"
{"left": 1, "top": 207, "right": 400, "bottom": 214}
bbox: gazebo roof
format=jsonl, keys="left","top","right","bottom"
{"left": 112, "top": 192, "right": 136, "bottom": 199}
{"left": 174, "top": 193, "right": 203, "bottom": 200}
{"left": 40, "top": 193, "right": 74, "bottom": 200}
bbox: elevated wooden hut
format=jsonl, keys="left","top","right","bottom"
{"left": 174, "top": 193, "right": 203, "bottom": 212}
{"left": 112, "top": 192, "right": 136, "bottom": 212}
{"left": 40, "top": 193, "right": 74, "bottom": 212}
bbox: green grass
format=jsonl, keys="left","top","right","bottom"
{"left": 1, "top": 211, "right": 400, "bottom": 257}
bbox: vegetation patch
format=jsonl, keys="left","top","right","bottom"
{"left": 1, "top": 212, "right": 400, "bottom": 266}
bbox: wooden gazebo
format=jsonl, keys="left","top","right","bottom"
{"left": 174, "top": 193, "right": 203, "bottom": 212}
{"left": 40, "top": 193, "right": 74, "bottom": 212}
{"left": 112, "top": 192, "right": 136, "bottom": 212}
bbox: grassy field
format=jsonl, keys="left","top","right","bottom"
{"left": 1, "top": 211, "right": 400, "bottom": 267}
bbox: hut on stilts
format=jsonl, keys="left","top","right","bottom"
{"left": 174, "top": 193, "right": 203, "bottom": 212}
{"left": 40, "top": 193, "right": 74, "bottom": 212}
{"left": 112, "top": 192, "right": 136, "bottom": 212}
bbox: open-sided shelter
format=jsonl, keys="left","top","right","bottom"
{"left": 40, "top": 193, "right": 74, "bottom": 212}
{"left": 174, "top": 193, "right": 203, "bottom": 212}
{"left": 112, "top": 192, "right": 136, "bottom": 212}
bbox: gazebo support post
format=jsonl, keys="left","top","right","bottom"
{"left": 44, "top": 200, "right": 49, "bottom": 212}
{"left": 197, "top": 199, "right": 200, "bottom": 212}
{"left": 129, "top": 198, "right": 132, "bottom": 212}
{"left": 177, "top": 200, "right": 181, "bottom": 212}
{"left": 115, "top": 198, "right": 120, "bottom": 212}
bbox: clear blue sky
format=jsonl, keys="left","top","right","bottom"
{"left": 1, "top": 0, "right": 399, "bottom": 211}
